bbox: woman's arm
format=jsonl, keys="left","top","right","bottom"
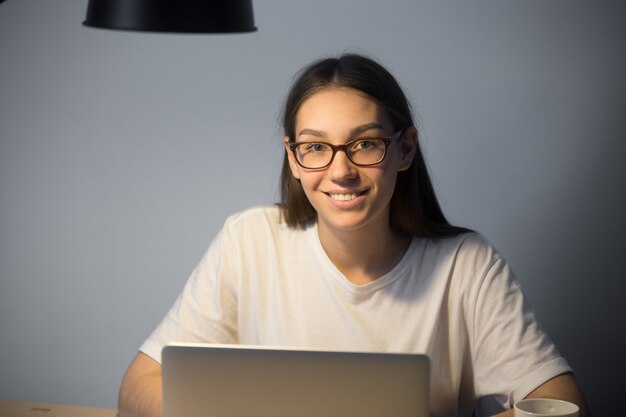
{"left": 492, "top": 373, "right": 591, "bottom": 417}
{"left": 118, "top": 352, "right": 163, "bottom": 417}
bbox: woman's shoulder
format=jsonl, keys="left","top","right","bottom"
{"left": 415, "top": 232, "right": 510, "bottom": 296}
{"left": 224, "top": 205, "right": 282, "bottom": 225}
{"left": 420, "top": 231, "right": 502, "bottom": 268}
{"left": 423, "top": 230, "right": 491, "bottom": 249}
{"left": 221, "top": 205, "right": 301, "bottom": 238}
{"left": 214, "top": 206, "right": 312, "bottom": 261}
{"left": 455, "top": 231, "right": 497, "bottom": 253}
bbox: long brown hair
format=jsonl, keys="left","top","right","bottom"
{"left": 280, "top": 54, "right": 470, "bottom": 237}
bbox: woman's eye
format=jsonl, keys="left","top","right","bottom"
{"left": 305, "top": 143, "right": 327, "bottom": 152}
{"left": 355, "top": 140, "right": 375, "bottom": 150}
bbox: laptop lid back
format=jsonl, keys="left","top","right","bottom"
{"left": 162, "top": 343, "right": 429, "bottom": 417}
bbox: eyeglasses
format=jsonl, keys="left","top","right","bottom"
{"left": 289, "top": 130, "right": 404, "bottom": 170}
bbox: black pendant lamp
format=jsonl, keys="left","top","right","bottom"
{"left": 83, "top": 0, "right": 256, "bottom": 33}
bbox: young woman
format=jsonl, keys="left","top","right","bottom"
{"left": 118, "top": 54, "right": 589, "bottom": 417}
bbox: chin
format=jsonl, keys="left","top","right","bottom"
{"left": 319, "top": 212, "right": 381, "bottom": 233}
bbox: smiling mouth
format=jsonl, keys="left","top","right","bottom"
{"left": 326, "top": 191, "right": 367, "bottom": 201}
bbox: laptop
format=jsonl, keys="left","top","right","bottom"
{"left": 162, "top": 343, "right": 430, "bottom": 417}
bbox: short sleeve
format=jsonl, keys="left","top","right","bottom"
{"left": 471, "top": 254, "right": 572, "bottom": 409}
{"left": 139, "top": 226, "right": 239, "bottom": 363}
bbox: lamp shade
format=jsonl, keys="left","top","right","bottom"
{"left": 83, "top": 0, "right": 256, "bottom": 33}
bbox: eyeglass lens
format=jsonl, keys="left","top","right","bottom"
{"left": 294, "top": 138, "right": 387, "bottom": 169}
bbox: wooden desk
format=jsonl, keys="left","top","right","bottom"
{"left": 0, "top": 401, "right": 117, "bottom": 417}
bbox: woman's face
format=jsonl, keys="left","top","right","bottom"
{"left": 284, "top": 87, "right": 415, "bottom": 236}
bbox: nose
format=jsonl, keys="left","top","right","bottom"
{"left": 327, "top": 150, "right": 358, "bottom": 181}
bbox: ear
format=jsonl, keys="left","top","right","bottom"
{"left": 397, "top": 127, "right": 418, "bottom": 172}
{"left": 284, "top": 136, "right": 301, "bottom": 179}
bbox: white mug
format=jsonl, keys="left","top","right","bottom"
{"left": 514, "top": 398, "right": 579, "bottom": 417}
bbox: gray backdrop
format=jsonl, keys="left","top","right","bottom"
{"left": 1, "top": 1, "right": 624, "bottom": 416}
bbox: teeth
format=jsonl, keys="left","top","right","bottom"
{"left": 330, "top": 193, "right": 358, "bottom": 201}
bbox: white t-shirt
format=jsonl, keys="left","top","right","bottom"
{"left": 141, "top": 206, "right": 571, "bottom": 417}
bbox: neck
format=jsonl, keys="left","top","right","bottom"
{"left": 317, "top": 219, "right": 411, "bottom": 285}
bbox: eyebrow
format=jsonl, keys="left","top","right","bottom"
{"left": 297, "top": 123, "right": 385, "bottom": 139}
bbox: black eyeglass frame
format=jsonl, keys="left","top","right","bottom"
{"left": 288, "top": 129, "right": 405, "bottom": 170}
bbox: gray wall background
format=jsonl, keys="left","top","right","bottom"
{"left": 1, "top": 1, "right": 624, "bottom": 415}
